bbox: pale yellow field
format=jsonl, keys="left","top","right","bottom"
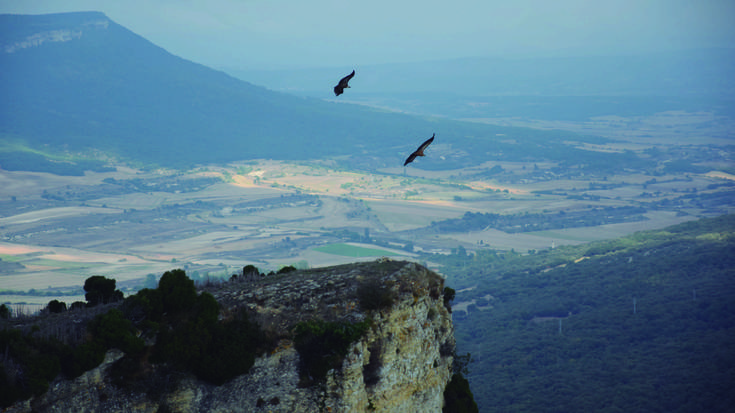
{"left": 0, "top": 206, "right": 121, "bottom": 225}
{"left": 0, "top": 147, "right": 730, "bottom": 308}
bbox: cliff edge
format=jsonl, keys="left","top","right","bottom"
{"left": 6, "top": 260, "right": 456, "bottom": 412}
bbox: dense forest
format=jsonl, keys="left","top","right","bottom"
{"left": 428, "top": 213, "right": 735, "bottom": 412}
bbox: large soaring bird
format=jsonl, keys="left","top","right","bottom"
{"left": 334, "top": 70, "right": 355, "bottom": 96}
{"left": 404, "top": 134, "right": 435, "bottom": 166}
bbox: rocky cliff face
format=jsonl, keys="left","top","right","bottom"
{"left": 7, "top": 260, "right": 456, "bottom": 413}
{"left": 2, "top": 12, "right": 110, "bottom": 53}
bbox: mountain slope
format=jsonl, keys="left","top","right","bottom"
{"left": 0, "top": 12, "right": 615, "bottom": 171}
{"left": 0, "top": 13, "right": 412, "bottom": 166}
{"left": 431, "top": 214, "right": 735, "bottom": 412}
{"left": 0, "top": 12, "right": 478, "bottom": 168}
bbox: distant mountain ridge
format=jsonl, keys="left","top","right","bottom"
{"left": 1, "top": 11, "right": 110, "bottom": 52}
{"left": 1, "top": 12, "right": 491, "bottom": 169}
{"left": 1, "top": 12, "right": 665, "bottom": 174}
{"left": 229, "top": 49, "right": 735, "bottom": 98}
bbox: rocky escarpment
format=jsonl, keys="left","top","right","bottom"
{"left": 7, "top": 260, "right": 456, "bottom": 413}
{"left": 2, "top": 12, "right": 110, "bottom": 54}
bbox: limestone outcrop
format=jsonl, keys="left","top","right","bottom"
{"left": 7, "top": 260, "right": 456, "bottom": 413}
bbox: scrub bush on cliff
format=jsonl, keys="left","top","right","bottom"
{"left": 132, "top": 269, "right": 264, "bottom": 385}
{"left": 84, "top": 275, "right": 123, "bottom": 307}
{"left": 293, "top": 318, "right": 372, "bottom": 386}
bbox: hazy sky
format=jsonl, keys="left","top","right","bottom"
{"left": 2, "top": 0, "right": 734, "bottom": 69}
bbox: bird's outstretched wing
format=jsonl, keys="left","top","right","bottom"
{"left": 404, "top": 134, "right": 435, "bottom": 166}
{"left": 334, "top": 70, "right": 355, "bottom": 96}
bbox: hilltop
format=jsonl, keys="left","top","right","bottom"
{"left": 1, "top": 260, "right": 469, "bottom": 412}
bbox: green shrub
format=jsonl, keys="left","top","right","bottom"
{"left": 0, "top": 329, "right": 65, "bottom": 406}
{"left": 121, "top": 287, "right": 163, "bottom": 324}
{"left": 243, "top": 265, "right": 260, "bottom": 276}
{"left": 357, "top": 279, "right": 396, "bottom": 311}
{"left": 191, "top": 309, "right": 261, "bottom": 385}
{"left": 46, "top": 299, "right": 67, "bottom": 313}
{"left": 65, "top": 340, "right": 106, "bottom": 378}
{"left": 87, "top": 309, "right": 144, "bottom": 355}
{"left": 293, "top": 319, "right": 372, "bottom": 385}
{"left": 443, "top": 373, "right": 478, "bottom": 413}
{"left": 84, "top": 275, "right": 123, "bottom": 307}
{"left": 277, "top": 265, "right": 297, "bottom": 274}
{"left": 153, "top": 303, "right": 261, "bottom": 385}
{"left": 157, "top": 269, "right": 197, "bottom": 314}
{"left": 148, "top": 279, "right": 261, "bottom": 385}
{"left": 443, "top": 287, "right": 456, "bottom": 313}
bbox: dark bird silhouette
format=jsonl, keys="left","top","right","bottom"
{"left": 404, "top": 134, "right": 435, "bottom": 166}
{"left": 334, "top": 70, "right": 355, "bottom": 96}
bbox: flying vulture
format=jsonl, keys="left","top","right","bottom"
{"left": 404, "top": 133, "right": 435, "bottom": 166}
{"left": 334, "top": 70, "right": 355, "bottom": 96}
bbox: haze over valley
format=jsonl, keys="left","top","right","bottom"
{"left": 1, "top": 9, "right": 733, "bottom": 304}
{"left": 0, "top": 7, "right": 734, "bottom": 412}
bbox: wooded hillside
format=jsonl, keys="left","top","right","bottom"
{"left": 431, "top": 214, "right": 735, "bottom": 412}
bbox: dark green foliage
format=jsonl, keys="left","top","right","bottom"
{"left": 357, "top": 278, "right": 396, "bottom": 311}
{"left": 46, "top": 299, "right": 66, "bottom": 313}
{"left": 0, "top": 268, "right": 268, "bottom": 406}
{"left": 0, "top": 304, "right": 10, "bottom": 319}
{"left": 59, "top": 308, "right": 146, "bottom": 379}
{"left": 662, "top": 159, "right": 709, "bottom": 174}
{"left": 0, "top": 329, "right": 61, "bottom": 406}
{"left": 121, "top": 287, "right": 163, "bottom": 324}
{"left": 429, "top": 207, "right": 647, "bottom": 234}
{"left": 443, "top": 373, "right": 479, "bottom": 413}
{"left": 0, "top": 305, "right": 149, "bottom": 408}
{"left": 157, "top": 269, "right": 197, "bottom": 314}
{"left": 0, "top": 327, "right": 113, "bottom": 407}
{"left": 435, "top": 214, "right": 735, "bottom": 412}
{"left": 443, "top": 287, "right": 456, "bottom": 313}
{"left": 64, "top": 340, "right": 106, "bottom": 379}
{"left": 84, "top": 275, "right": 123, "bottom": 307}
{"left": 191, "top": 309, "right": 260, "bottom": 385}
{"left": 87, "top": 309, "right": 144, "bottom": 355}
{"left": 242, "top": 265, "right": 260, "bottom": 276}
{"left": 151, "top": 295, "right": 260, "bottom": 385}
{"left": 120, "top": 270, "right": 264, "bottom": 385}
{"left": 293, "top": 319, "right": 372, "bottom": 385}
{"left": 277, "top": 265, "right": 297, "bottom": 274}
{"left": 0, "top": 151, "right": 114, "bottom": 176}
